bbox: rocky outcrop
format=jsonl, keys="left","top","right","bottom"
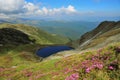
{"left": 0, "top": 28, "right": 34, "bottom": 45}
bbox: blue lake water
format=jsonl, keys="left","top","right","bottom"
{"left": 36, "top": 46, "right": 74, "bottom": 58}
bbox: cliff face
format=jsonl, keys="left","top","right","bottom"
{"left": 76, "top": 21, "right": 120, "bottom": 50}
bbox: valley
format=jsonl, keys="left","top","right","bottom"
{"left": 0, "top": 0, "right": 120, "bottom": 80}
{"left": 0, "top": 19, "right": 99, "bottom": 40}
{"left": 0, "top": 21, "right": 120, "bottom": 80}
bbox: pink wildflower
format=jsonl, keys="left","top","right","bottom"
{"left": 65, "top": 73, "right": 79, "bottom": 80}
{"left": 96, "top": 64, "right": 103, "bottom": 69}
{"left": 92, "top": 57, "right": 96, "bottom": 60}
{"left": 108, "top": 66, "right": 114, "bottom": 70}
{"left": 85, "top": 68, "right": 91, "bottom": 73}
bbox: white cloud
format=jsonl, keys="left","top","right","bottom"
{"left": 42, "top": 7, "right": 49, "bottom": 15}
{"left": 40, "top": 5, "right": 76, "bottom": 16}
{"left": 0, "top": 13, "right": 10, "bottom": 19}
{"left": 0, "top": 0, "right": 77, "bottom": 19}
{"left": 0, "top": 0, "right": 25, "bottom": 14}
{"left": 24, "top": 2, "right": 39, "bottom": 12}
{"left": 23, "top": 4, "right": 77, "bottom": 16}
{"left": 67, "top": 5, "right": 76, "bottom": 12}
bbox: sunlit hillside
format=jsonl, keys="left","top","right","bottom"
{"left": 0, "top": 23, "right": 69, "bottom": 44}
{"left": 0, "top": 42, "right": 119, "bottom": 80}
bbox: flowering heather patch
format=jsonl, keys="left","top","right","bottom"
{"left": 81, "top": 58, "right": 104, "bottom": 72}
{"left": 65, "top": 73, "right": 79, "bottom": 80}
{"left": 0, "top": 43, "right": 120, "bottom": 80}
{"left": 62, "top": 46, "right": 120, "bottom": 80}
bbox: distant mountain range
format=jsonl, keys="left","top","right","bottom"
{"left": 0, "top": 18, "right": 99, "bottom": 40}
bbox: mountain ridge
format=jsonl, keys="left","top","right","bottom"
{"left": 0, "top": 23, "right": 69, "bottom": 45}
{"left": 77, "top": 21, "right": 120, "bottom": 49}
{"left": 0, "top": 18, "right": 99, "bottom": 39}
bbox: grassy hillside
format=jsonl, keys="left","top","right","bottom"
{"left": 83, "top": 28, "right": 120, "bottom": 49}
{"left": 0, "top": 23, "right": 69, "bottom": 44}
{"left": 0, "top": 42, "right": 119, "bottom": 80}
{"left": 70, "top": 21, "right": 120, "bottom": 49}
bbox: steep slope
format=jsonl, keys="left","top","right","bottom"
{"left": 0, "top": 28, "right": 34, "bottom": 45}
{"left": 0, "top": 23, "right": 69, "bottom": 44}
{"left": 71, "top": 21, "right": 120, "bottom": 49}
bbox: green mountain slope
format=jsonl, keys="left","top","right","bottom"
{"left": 69, "top": 21, "right": 120, "bottom": 49}
{"left": 0, "top": 23, "right": 69, "bottom": 44}
{"left": 78, "top": 21, "right": 120, "bottom": 49}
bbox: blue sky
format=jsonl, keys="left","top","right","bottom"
{"left": 26, "top": 0, "right": 120, "bottom": 12}
{"left": 0, "top": 0, "right": 120, "bottom": 21}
